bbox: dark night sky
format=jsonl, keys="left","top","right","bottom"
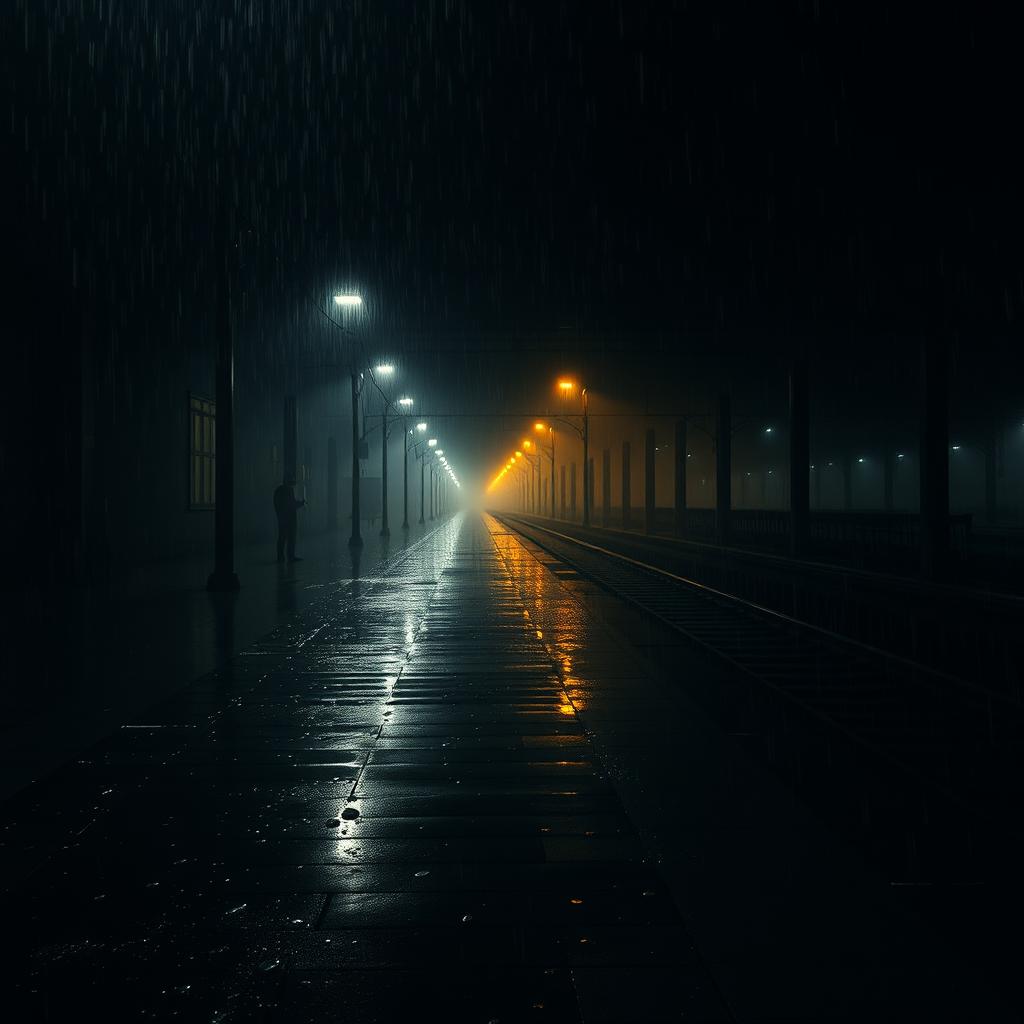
{"left": 5, "top": 1, "right": 1023, "bottom": 486}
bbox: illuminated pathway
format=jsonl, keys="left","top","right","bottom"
{"left": 4, "top": 514, "right": 1014, "bottom": 1021}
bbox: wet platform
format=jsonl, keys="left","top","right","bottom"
{"left": 3, "top": 515, "right": 1017, "bottom": 1022}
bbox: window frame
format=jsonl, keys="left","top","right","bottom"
{"left": 188, "top": 393, "right": 216, "bottom": 510}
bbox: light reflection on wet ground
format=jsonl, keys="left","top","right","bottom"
{"left": 2, "top": 513, "right": 727, "bottom": 1022}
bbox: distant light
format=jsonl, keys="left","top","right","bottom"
{"left": 687, "top": 452, "right": 692, "bottom": 458}
{"left": 515, "top": 451, "right": 523, "bottom": 457}
{"left": 376, "top": 364, "right": 394, "bottom": 375}
{"left": 535, "top": 423, "right": 547, "bottom": 432}
{"left": 897, "top": 453, "right": 904, "bottom": 459}
{"left": 827, "top": 462, "right": 833, "bottom": 467}
{"left": 416, "top": 422, "right": 427, "bottom": 432}
{"left": 398, "top": 397, "right": 413, "bottom": 407}
{"left": 558, "top": 380, "right": 575, "bottom": 392}
{"left": 951, "top": 445, "right": 961, "bottom": 451}
{"left": 428, "top": 439, "right": 437, "bottom": 447}
{"left": 435, "top": 449, "right": 444, "bottom": 455}
{"left": 858, "top": 458, "right": 865, "bottom": 463}
{"left": 333, "top": 294, "right": 362, "bottom": 307}
{"left": 764, "top": 427, "right": 773, "bottom": 434}
{"left": 810, "top": 464, "right": 815, "bottom": 470}
{"left": 768, "top": 469, "right": 773, "bottom": 475}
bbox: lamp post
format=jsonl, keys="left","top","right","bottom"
{"left": 427, "top": 439, "right": 438, "bottom": 519}
{"left": 534, "top": 422, "right": 556, "bottom": 517}
{"left": 521, "top": 440, "right": 542, "bottom": 513}
{"left": 325, "top": 293, "right": 365, "bottom": 550}
{"left": 555, "top": 380, "right": 589, "bottom": 525}
{"left": 397, "top": 397, "right": 414, "bottom": 529}
{"left": 411, "top": 422, "right": 428, "bottom": 525}
{"left": 374, "top": 364, "right": 395, "bottom": 538}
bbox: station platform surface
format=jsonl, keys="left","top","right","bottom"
{"left": 3, "top": 513, "right": 1016, "bottom": 1022}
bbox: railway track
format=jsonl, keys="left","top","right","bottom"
{"left": 497, "top": 513, "right": 1024, "bottom": 832}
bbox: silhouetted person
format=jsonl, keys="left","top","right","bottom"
{"left": 274, "top": 476, "right": 306, "bottom": 562}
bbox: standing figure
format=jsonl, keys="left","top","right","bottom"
{"left": 274, "top": 475, "right": 306, "bottom": 562}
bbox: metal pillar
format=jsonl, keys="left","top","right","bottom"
{"left": 402, "top": 418, "right": 409, "bottom": 529}
{"left": 429, "top": 463, "right": 435, "bottom": 520}
{"left": 207, "top": 207, "right": 239, "bottom": 591}
{"left": 644, "top": 427, "right": 656, "bottom": 535}
{"left": 582, "top": 388, "right": 590, "bottom": 526}
{"left": 560, "top": 465, "right": 566, "bottom": 519}
{"left": 327, "top": 436, "right": 338, "bottom": 530}
{"left": 570, "top": 462, "right": 577, "bottom": 520}
{"left": 674, "top": 419, "right": 687, "bottom": 536}
{"left": 789, "top": 357, "right": 810, "bottom": 558}
{"left": 550, "top": 430, "right": 556, "bottom": 517}
{"left": 602, "top": 448, "right": 611, "bottom": 527}
{"left": 380, "top": 408, "right": 390, "bottom": 537}
{"left": 419, "top": 455, "right": 425, "bottom": 524}
{"left": 884, "top": 452, "right": 895, "bottom": 511}
{"left": 621, "top": 441, "right": 631, "bottom": 530}
{"left": 715, "top": 394, "right": 731, "bottom": 546}
{"left": 349, "top": 373, "right": 363, "bottom": 546}
{"left": 920, "top": 336, "right": 950, "bottom": 579}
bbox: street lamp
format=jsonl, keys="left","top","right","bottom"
{"left": 521, "top": 439, "right": 542, "bottom": 514}
{"left": 407, "top": 424, "right": 430, "bottom": 525}
{"left": 554, "top": 379, "right": 589, "bottom": 525}
{"left": 535, "top": 421, "right": 555, "bottom": 517}
{"left": 324, "top": 292, "right": 366, "bottom": 549}
{"left": 373, "top": 363, "right": 397, "bottom": 537}
{"left": 398, "top": 397, "right": 414, "bottom": 529}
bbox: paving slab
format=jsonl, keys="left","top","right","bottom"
{"left": 2, "top": 512, "right": 1016, "bottom": 1022}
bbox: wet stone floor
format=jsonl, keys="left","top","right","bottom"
{"left": 3, "top": 514, "right": 730, "bottom": 1023}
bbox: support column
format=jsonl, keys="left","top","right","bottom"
{"left": 920, "top": 336, "right": 950, "bottom": 579}
{"left": 645, "top": 427, "right": 656, "bottom": 535}
{"left": 674, "top": 419, "right": 687, "bottom": 536}
{"left": 621, "top": 441, "right": 632, "bottom": 530}
{"left": 380, "top": 412, "right": 390, "bottom": 537}
{"left": 602, "top": 448, "right": 611, "bottom": 527}
{"left": 560, "top": 465, "right": 566, "bottom": 519}
{"left": 588, "top": 457, "right": 594, "bottom": 522}
{"left": 842, "top": 457, "right": 853, "bottom": 511}
{"left": 419, "top": 456, "right": 425, "bottom": 524}
{"left": 789, "top": 356, "right": 810, "bottom": 558}
{"left": 402, "top": 419, "right": 409, "bottom": 529}
{"left": 327, "top": 436, "right": 338, "bottom": 530}
{"left": 207, "top": 206, "right": 239, "bottom": 591}
{"left": 883, "top": 452, "right": 895, "bottom": 511}
{"left": 715, "top": 394, "right": 731, "bottom": 546}
{"left": 349, "top": 372, "right": 362, "bottom": 547}
{"left": 570, "top": 462, "right": 577, "bottom": 520}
